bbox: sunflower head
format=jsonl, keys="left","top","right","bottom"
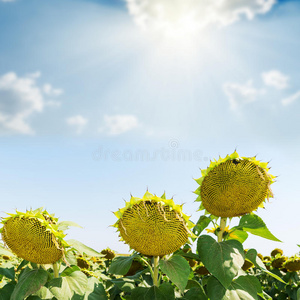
{"left": 257, "top": 253, "right": 264, "bottom": 260}
{"left": 271, "top": 256, "right": 287, "bottom": 269}
{"left": 283, "top": 256, "right": 300, "bottom": 272}
{"left": 194, "top": 151, "right": 275, "bottom": 218}
{"left": 77, "top": 257, "right": 90, "bottom": 269}
{"left": 101, "top": 248, "right": 115, "bottom": 260}
{"left": 113, "top": 192, "right": 195, "bottom": 256}
{"left": 0, "top": 208, "right": 68, "bottom": 264}
{"left": 242, "top": 259, "right": 254, "bottom": 271}
{"left": 195, "top": 263, "right": 210, "bottom": 276}
{"left": 271, "top": 248, "right": 283, "bottom": 257}
{"left": 206, "top": 225, "right": 230, "bottom": 236}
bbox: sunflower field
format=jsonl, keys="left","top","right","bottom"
{"left": 0, "top": 151, "right": 300, "bottom": 300}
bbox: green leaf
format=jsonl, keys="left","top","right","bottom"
{"left": 159, "top": 255, "right": 190, "bottom": 291}
{"left": 66, "top": 239, "right": 102, "bottom": 257}
{"left": 182, "top": 287, "right": 208, "bottom": 300}
{"left": 11, "top": 268, "right": 48, "bottom": 300}
{"left": 176, "top": 251, "right": 201, "bottom": 261}
{"left": 207, "top": 275, "right": 261, "bottom": 300}
{"left": 157, "top": 282, "right": 175, "bottom": 300}
{"left": 17, "top": 259, "right": 29, "bottom": 272}
{"left": 34, "top": 286, "right": 54, "bottom": 299}
{"left": 238, "top": 214, "right": 281, "bottom": 242}
{"left": 197, "top": 235, "right": 244, "bottom": 288}
{"left": 144, "top": 286, "right": 169, "bottom": 300}
{"left": 65, "top": 250, "right": 77, "bottom": 266}
{"left": 232, "top": 275, "right": 262, "bottom": 297}
{"left": 0, "top": 282, "right": 16, "bottom": 300}
{"left": 227, "top": 229, "right": 249, "bottom": 244}
{"left": 108, "top": 254, "right": 138, "bottom": 275}
{"left": 130, "top": 284, "right": 174, "bottom": 300}
{"left": 109, "top": 278, "right": 136, "bottom": 293}
{"left": 245, "top": 249, "right": 286, "bottom": 284}
{"left": 131, "top": 287, "right": 149, "bottom": 299}
{"left": 60, "top": 265, "right": 81, "bottom": 276}
{"left": 193, "top": 216, "right": 212, "bottom": 237}
{"left": 0, "top": 267, "right": 15, "bottom": 280}
{"left": 186, "top": 280, "right": 203, "bottom": 289}
{"left": 48, "top": 271, "right": 88, "bottom": 300}
{"left": 57, "top": 221, "right": 82, "bottom": 231}
{"left": 84, "top": 277, "right": 107, "bottom": 300}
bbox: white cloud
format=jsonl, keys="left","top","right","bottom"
{"left": 262, "top": 70, "right": 289, "bottom": 90}
{"left": 126, "top": 0, "right": 276, "bottom": 35}
{"left": 27, "top": 71, "right": 41, "bottom": 79}
{"left": 0, "top": 72, "right": 62, "bottom": 134}
{"left": 0, "top": 0, "right": 16, "bottom": 2}
{"left": 100, "top": 114, "right": 139, "bottom": 135}
{"left": 66, "top": 115, "right": 88, "bottom": 134}
{"left": 281, "top": 90, "right": 300, "bottom": 106}
{"left": 223, "top": 69, "right": 300, "bottom": 111}
{"left": 223, "top": 80, "right": 264, "bottom": 111}
{"left": 43, "top": 84, "right": 64, "bottom": 96}
{"left": 45, "top": 100, "right": 61, "bottom": 107}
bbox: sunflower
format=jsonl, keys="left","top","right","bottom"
{"left": 101, "top": 248, "right": 115, "bottom": 260}
{"left": 272, "top": 256, "right": 287, "bottom": 269}
{"left": 283, "top": 256, "right": 300, "bottom": 272}
{"left": 0, "top": 208, "right": 68, "bottom": 264}
{"left": 271, "top": 248, "right": 283, "bottom": 257}
{"left": 195, "top": 263, "right": 210, "bottom": 276}
{"left": 206, "top": 225, "right": 230, "bottom": 235}
{"left": 194, "top": 151, "right": 275, "bottom": 218}
{"left": 242, "top": 259, "right": 254, "bottom": 271}
{"left": 77, "top": 257, "right": 90, "bottom": 269}
{"left": 113, "top": 192, "right": 195, "bottom": 256}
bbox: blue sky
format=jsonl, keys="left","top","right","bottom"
{"left": 0, "top": 0, "right": 300, "bottom": 256}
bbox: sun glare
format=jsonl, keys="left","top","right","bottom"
{"left": 128, "top": 2, "right": 212, "bottom": 58}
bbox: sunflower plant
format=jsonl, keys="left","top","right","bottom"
{"left": 109, "top": 192, "right": 197, "bottom": 297}
{"left": 0, "top": 207, "right": 107, "bottom": 300}
{"left": 189, "top": 151, "right": 284, "bottom": 299}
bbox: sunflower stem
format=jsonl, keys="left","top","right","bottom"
{"left": 218, "top": 217, "right": 227, "bottom": 242}
{"left": 53, "top": 262, "right": 59, "bottom": 278}
{"left": 139, "top": 257, "right": 155, "bottom": 279}
{"left": 153, "top": 256, "right": 160, "bottom": 287}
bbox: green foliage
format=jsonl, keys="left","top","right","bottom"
{"left": 84, "top": 277, "right": 107, "bottom": 300}
{"left": 108, "top": 254, "right": 139, "bottom": 275}
{"left": 192, "top": 216, "right": 212, "bottom": 238}
{"left": 0, "top": 265, "right": 15, "bottom": 280}
{"left": 159, "top": 255, "right": 190, "bottom": 291}
{"left": 131, "top": 283, "right": 175, "bottom": 300}
{"left": 181, "top": 287, "right": 208, "bottom": 300}
{"left": 246, "top": 249, "right": 285, "bottom": 283}
{"left": 48, "top": 269, "right": 88, "bottom": 300}
{"left": 207, "top": 275, "right": 262, "bottom": 300}
{"left": 237, "top": 214, "right": 281, "bottom": 242}
{"left": 0, "top": 282, "right": 16, "bottom": 300}
{"left": 197, "top": 235, "right": 244, "bottom": 288}
{"left": 227, "top": 229, "right": 249, "bottom": 243}
{"left": 11, "top": 268, "right": 48, "bottom": 300}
